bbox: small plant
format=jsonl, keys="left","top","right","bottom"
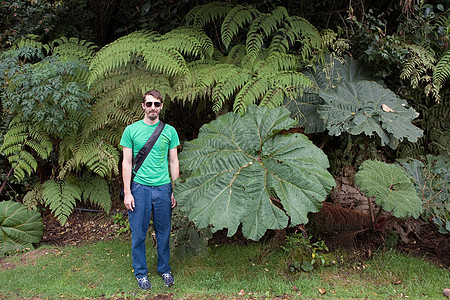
{"left": 111, "top": 213, "right": 130, "bottom": 236}
{"left": 282, "top": 233, "right": 334, "bottom": 272}
{"left": 396, "top": 155, "right": 449, "bottom": 234}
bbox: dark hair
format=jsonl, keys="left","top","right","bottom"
{"left": 142, "top": 90, "right": 163, "bottom": 103}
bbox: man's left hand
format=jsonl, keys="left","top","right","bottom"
{"left": 171, "top": 192, "right": 177, "bottom": 208}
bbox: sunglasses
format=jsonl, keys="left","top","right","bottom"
{"left": 144, "top": 101, "right": 162, "bottom": 108}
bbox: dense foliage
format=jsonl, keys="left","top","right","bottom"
{"left": 0, "top": 1, "right": 449, "bottom": 245}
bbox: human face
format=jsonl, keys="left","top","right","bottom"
{"left": 142, "top": 95, "right": 163, "bottom": 122}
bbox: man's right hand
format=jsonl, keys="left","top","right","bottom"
{"left": 124, "top": 193, "right": 135, "bottom": 211}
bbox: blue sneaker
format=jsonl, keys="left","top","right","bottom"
{"left": 136, "top": 276, "right": 152, "bottom": 290}
{"left": 160, "top": 272, "right": 175, "bottom": 287}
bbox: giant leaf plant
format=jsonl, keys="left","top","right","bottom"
{"left": 0, "top": 201, "right": 43, "bottom": 257}
{"left": 318, "top": 80, "right": 423, "bottom": 149}
{"left": 174, "top": 106, "right": 335, "bottom": 241}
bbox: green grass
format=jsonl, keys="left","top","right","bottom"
{"left": 0, "top": 238, "right": 448, "bottom": 299}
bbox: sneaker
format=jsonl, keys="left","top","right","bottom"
{"left": 136, "top": 276, "right": 152, "bottom": 290}
{"left": 160, "top": 272, "right": 175, "bottom": 287}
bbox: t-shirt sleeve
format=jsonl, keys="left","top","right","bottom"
{"left": 120, "top": 126, "right": 133, "bottom": 149}
{"left": 169, "top": 126, "right": 180, "bottom": 150}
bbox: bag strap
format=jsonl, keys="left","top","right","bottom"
{"left": 131, "top": 121, "right": 165, "bottom": 180}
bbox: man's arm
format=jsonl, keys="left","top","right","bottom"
{"left": 122, "top": 146, "right": 135, "bottom": 211}
{"left": 169, "top": 147, "right": 179, "bottom": 208}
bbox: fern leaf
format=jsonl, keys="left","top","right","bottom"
{"left": 221, "top": 5, "right": 259, "bottom": 49}
{"left": 233, "top": 77, "right": 272, "bottom": 114}
{"left": 51, "top": 36, "right": 97, "bottom": 63}
{"left": 287, "top": 16, "right": 323, "bottom": 63}
{"left": 23, "top": 184, "right": 44, "bottom": 210}
{"left": 260, "top": 88, "right": 285, "bottom": 108}
{"left": 185, "top": 2, "right": 232, "bottom": 27}
{"left": 212, "top": 66, "right": 252, "bottom": 112}
{"left": 42, "top": 179, "right": 81, "bottom": 225}
{"left": 434, "top": 49, "right": 450, "bottom": 88}
{"left": 0, "top": 119, "right": 52, "bottom": 181}
{"left": 88, "top": 31, "right": 160, "bottom": 86}
{"left": 79, "top": 174, "right": 111, "bottom": 213}
{"left": 161, "top": 26, "right": 214, "bottom": 58}
{"left": 246, "top": 7, "right": 288, "bottom": 59}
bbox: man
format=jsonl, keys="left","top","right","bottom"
{"left": 120, "top": 90, "right": 180, "bottom": 290}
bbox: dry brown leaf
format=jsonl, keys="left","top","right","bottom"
{"left": 318, "top": 288, "right": 327, "bottom": 295}
{"left": 382, "top": 104, "right": 395, "bottom": 112}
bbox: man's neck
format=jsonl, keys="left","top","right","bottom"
{"left": 143, "top": 117, "right": 159, "bottom": 125}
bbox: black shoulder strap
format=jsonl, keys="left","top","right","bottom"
{"left": 131, "top": 121, "right": 165, "bottom": 179}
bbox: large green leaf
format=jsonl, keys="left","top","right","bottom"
{"left": 174, "top": 105, "right": 335, "bottom": 241}
{"left": 318, "top": 80, "right": 423, "bottom": 148}
{"left": 354, "top": 160, "right": 423, "bottom": 218}
{"left": 286, "top": 56, "right": 372, "bottom": 134}
{"left": 0, "top": 201, "right": 43, "bottom": 257}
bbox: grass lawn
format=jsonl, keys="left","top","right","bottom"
{"left": 0, "top": 237, "right": 448, "bottom": 299}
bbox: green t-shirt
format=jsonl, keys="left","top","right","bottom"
{"left": 120, "top": 120, "right": 180, "bottom": 186}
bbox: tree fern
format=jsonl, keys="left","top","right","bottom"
{"left": 185, "top": 1, "right": 232, "bottom": 27}
{"left": 42, "top": 178, "right": 81, "bottom": 225}
{"left": 433, "top": 49, "right": 450, "bottom": 90}
{"left": 88, "top": 31, "right": 160, "bottom": 85}
{"left": 79, "top": 173, "right": 111, "bottom": 213}
{"left": 58, "top": 134, "right": 119, "bottom": 180}
{"left": 246, "top": 7, "right": 288, "bottom": 59}
{"left": 221, "top": 5, "right": 259, "bottom": 49}
{"left": 159, "top": 26, "right": 214, "bottom": 59}
{"left": 22, "top": 184, "right": 44, "bottom": 210}
{"left": 0, "top": 118, "right": 52, "bottom": 181}
{"left": 50, "top": 36, "right": 97, "bottom": 63}
{"left": 212, "top": 65, "right": 252, "bottom": 112}
{"left": 288, "top": 16, "right": 323, "bottom": 63}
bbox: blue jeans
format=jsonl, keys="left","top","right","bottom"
{"left": 129, "top": 182, "right": 172, "bottom": 278}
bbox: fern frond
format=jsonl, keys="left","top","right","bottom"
{"left": 42, "top": 178, "right": 81, "bottom": 225}
{"left": 161, "top": 26, "right": 214, "bottom": 58}
{"left": 13, "top": 36, "right": 50, "bottom": 55}
{"left": 400, "top": 44, "right": 437, "bottom": 88}
{"left": 185, "top": 1, "right": 232, "bottom": 27}
{"left": 79, "top": 173, "right": 111, "bottom": 213}
{"left": 88, "top": 31, "right": 160, "bottom": 86}
{"left": 23, "top": 184, "right": 44, "bottom": 210}
{"left": 76, "top": 138, "right": 120, "bottom": 178}
{"left": 141, "top": 44, "right": 190, "bottom": 77}
{"left": 257, "top": 53, "right": 302, "bottom": 75}
{"left": 287, "top": 16, "right": 323, "bottom": 63}
{"left": 221, "top": 5, "right": 259, "bottom": 49}
{"left": 433, "top": 49, "right": 450, "bottom": 88}
{"left": 212, "top": 66, "right": 252, "bottom": 112}
{"left": 246, "top": 7, "right": 288, "bottom": 59}
{"left": 260, "top": 88, "right": 285, "bottom": 108}
{"left": 321, "top": 29, "right": 338, "bottom": 48}
{"left": 50, "top": 36, "right": 97, "bottom": 63}
{"left": 26, "top": 125, "right": 53, "bottom": 159}
{"left": 268, "top": 29, "right": 292, "bottom": 57}
{"left": 0, "top": 119, "right": 52, "bottom": 181}
{"left": 272, "top": 71, "right": 313, "bottom": 91}
{"left": 233, "top": 77, "right": 272, "bottom": 114}
{"left": 225, "top": 44, "right": 247, "bottom": 65}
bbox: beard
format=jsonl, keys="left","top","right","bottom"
{"left": 148, "top": 112, "right": 158, "bottom": 121}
